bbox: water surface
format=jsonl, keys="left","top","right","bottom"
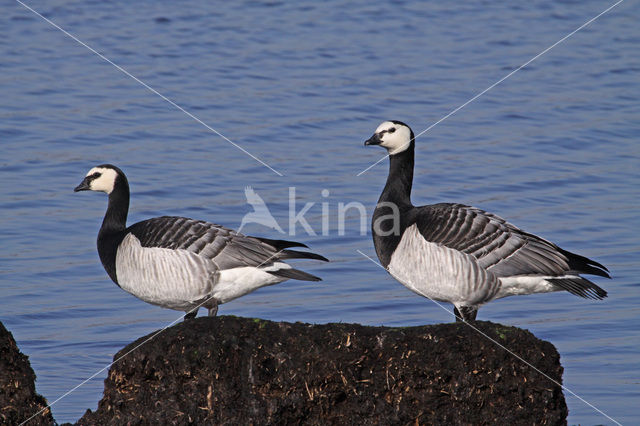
{"left": 1, "top": 1, "right": 638, "bottom": 423}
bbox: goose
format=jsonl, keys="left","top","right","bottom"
{"left": 364, "top": 120, "right": 609, "bottom": 322}
{"left": 74, "top": 164, "right": 328, "bottom": 319}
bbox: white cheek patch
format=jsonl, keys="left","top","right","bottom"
{"left": 380, "top": 126, "right": 412, "bottom": 155}
{"left": 88, "top": 167, "right": 118, "bottom": 194}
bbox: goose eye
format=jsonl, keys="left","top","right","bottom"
{"left": 388, "top": 127, "right": 396, "bottom": 133}
{"left": 91, "top": 172, "right": 101, "bottom": 179}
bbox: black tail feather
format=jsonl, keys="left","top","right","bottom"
{"left": 255, "top": 237, "right": 309, "bottom": 250}
{"left": 267, "top": 268, "right": 322, "bottom": 281}
{"left": 279, "top": 249, "right": 329, "bottom": 262}
{"left": 558, "top": 247, "right": 610, "bottom": 279}
{"left": 548, "top": 277, "right": 608, "bottom": 300}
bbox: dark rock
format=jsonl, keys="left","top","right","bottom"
{"left": 78, "top": 317, "right": 567, "bottom": 425}
{"left": 0, "top": 321, "right": 54, "bottom": 425}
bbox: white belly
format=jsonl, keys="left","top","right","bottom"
{"left": 213, "top": 263, "right": 288, "bottom": 304}
{"left": 496, "top": 275, "right": 563, "bottom": 299}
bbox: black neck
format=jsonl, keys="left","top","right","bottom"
{"left": 97, "top": 177, "right": 129, "bottom": 285}
{"left": 378, "top": 143, "right": 414, "bottom": 208}
{"left": 371, "top": 143, "right": 415, "bottom": 267}
{"left": 101, "top": 185, "right": 129, "bottom": 234}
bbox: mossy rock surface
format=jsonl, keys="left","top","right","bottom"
{"left": 0, "top": 321, "right": 54, "bottom": 426}
{"left": 76, "top": 317, "right": 567, "bottom": 425}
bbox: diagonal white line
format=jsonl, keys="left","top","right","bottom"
{"left": 15, "top": 0, "right": 284, "bottom": 177}
{"left": 356, "top": 249, "right": 622, "bottom": 426}
{"left": 357, "top": 0, "right": 624, "bottom": 176}
{"left": 20, "top": 249, "right": 288, "bottom": 425}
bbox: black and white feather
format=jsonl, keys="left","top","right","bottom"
{"left": 75, "top": 164, "right": 328, "bottom": 319}
{"left": 365, "top": 120, "right": 609, "bottom": 321}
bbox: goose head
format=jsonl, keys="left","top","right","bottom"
{"left": 74, "top": 164, "right": 124, "bottom": 195}
{"left": 364, "top": 120, "right": 414, "bottom": 155}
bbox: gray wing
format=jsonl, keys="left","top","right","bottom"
{"left": 413, "top": 203, "right": 609, "bottom": 279}
{"left": 127, "top": 216, "right": 285, "bottom": 270}
{"left": 127, "top": 216, "right": 327, "bottom": 281}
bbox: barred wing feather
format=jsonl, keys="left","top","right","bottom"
{"left": 413, "top": 204, "right": 609, "bottom": 279}
{"left": 127, "top": 216, "right": 283, "bottom": 270}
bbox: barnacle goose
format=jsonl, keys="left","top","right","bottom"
{"left": 74, "top": 164, "right": 328, "bottom": 319}
{"left": 364, "top": 120, "right": 609, "bottom": 322}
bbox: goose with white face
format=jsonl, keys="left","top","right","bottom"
{"left": 74, "top": 166, "right": 119, "bottom": 194}
{"left": 364, "top": 120, "right": 414, "bottom": 155}
{"left": 73, "top": 163, "right": 329, "bottom": 320}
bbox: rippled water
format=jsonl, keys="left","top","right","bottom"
{"left": 2, "top": 1, "right": 638, "bottom": 424}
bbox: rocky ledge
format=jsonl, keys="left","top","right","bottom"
{"left": 0, "top": 321, "right": 54, "bottom": 425}
{"left": 75, "top": 316, "right": 567, "bottom": 425}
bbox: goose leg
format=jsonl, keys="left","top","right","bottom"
{"left": 453, "top": 307, "right": 463, "bottom": 322}
{"left": 184, "top": 310, "right": 198, "bottom": 320}
{"left": 454, "top": 306, "right": 478, "bottom": 322}
{"left": 207, "top": 303, "right": 218, "bottom": 317}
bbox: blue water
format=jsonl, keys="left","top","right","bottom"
{"left": 2, "top": 0, "right": 638, "bottom": 424}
